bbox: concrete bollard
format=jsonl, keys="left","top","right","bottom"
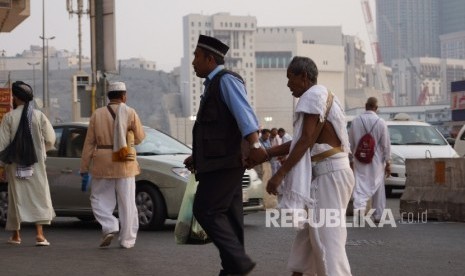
{"left": 400, "top": 158, "right": 465, "bottom": 222}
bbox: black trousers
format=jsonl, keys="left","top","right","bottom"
{"left": 193, "top": 167, "right": 254, "bottom": 274}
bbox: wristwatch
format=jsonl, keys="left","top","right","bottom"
{"left": 250, "top": 142, "right": 261, "bottom": 149}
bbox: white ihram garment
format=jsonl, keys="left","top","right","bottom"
{"left": 90, "top": 177, "right": 139, "bottom": 248}
{"left": 278, "top": 85, "right": 354, "bottom": 275}
{"left": 349, "top": 111, "right": 391, "bottom": 220}
{"left": 287, "top": 155, "right": 354, "bottom": 276}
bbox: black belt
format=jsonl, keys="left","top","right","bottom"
{"left": 97, "top": 145, "right": 113, "bottom": 149}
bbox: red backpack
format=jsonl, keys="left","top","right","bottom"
{"left": 354, "top": 118, "right": 379, "bottom": 164}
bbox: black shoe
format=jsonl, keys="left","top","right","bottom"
{"left": 220, "top": 262, "right": 256, "bottom": 276}
{"left": 241, "top": 262, "right": 256, "bottom": 275}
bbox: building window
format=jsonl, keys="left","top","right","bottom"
{"left": 255, "top": 51, "right": 292, "bottom": 69}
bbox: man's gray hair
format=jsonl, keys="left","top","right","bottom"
{"left": 287, "top": 56, "right": 318, "bottom": 84}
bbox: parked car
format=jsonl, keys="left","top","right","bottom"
{"left": 385, "top": 114, "right": 459, "bottom": 196}
{"left": 0, "top": 123, "right": 264, "bottom": 230}
{"left": 454, "top": 124, "right": 465, "bottom": 157}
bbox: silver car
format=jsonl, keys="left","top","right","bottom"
{"left": 0, "top": 123, "right": 264, "bottom": 230}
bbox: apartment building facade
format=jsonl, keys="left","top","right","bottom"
{"left": 180, "top": 13, "right": 257, "bottom": 118}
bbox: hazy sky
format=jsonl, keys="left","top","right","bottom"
{"left": 1, "top": 0, "right": 375, "bottom": 72}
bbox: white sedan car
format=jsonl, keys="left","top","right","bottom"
{"left": 385, "top": 116, "right": 459, "bottom": 196}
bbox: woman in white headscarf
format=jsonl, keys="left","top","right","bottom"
{"left": 0, "top": 81, "right": 55, "bottom": 246}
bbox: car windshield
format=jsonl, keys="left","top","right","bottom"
{"left": 388, "top": 125, "right": 447, "bottom": 146}
{"left": 136, "top": 127, "right": 191, "bottom": 155}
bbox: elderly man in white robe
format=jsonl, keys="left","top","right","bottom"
{"left": 0, "top": 81, "right": 55, "bottom": 246}
{"left": 349, "top": 97, "right": 391, "bottom": 222}
{"left": 259, "top": 56, "right": 355, "bottom": 276}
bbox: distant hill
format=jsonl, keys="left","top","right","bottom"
{"left": 8, "top": 67, "right": 181, "bottom": 134}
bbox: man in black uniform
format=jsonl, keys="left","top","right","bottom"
{"left": 184, "top": 35, "right": 267, "bottom": 275}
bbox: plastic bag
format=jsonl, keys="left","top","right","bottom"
{"left": 174, "top": 174, "right": 210, "bottom": 244}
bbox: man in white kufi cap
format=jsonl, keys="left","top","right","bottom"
{"left": 80, "top": 81, "right": 145, "bottom": 248}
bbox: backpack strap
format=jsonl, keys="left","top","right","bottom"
{"left": 360, "top": 117, "right": 380, "bottom": 134}
{"left": 359, "top": 117, "right": 382, "bottom": 150}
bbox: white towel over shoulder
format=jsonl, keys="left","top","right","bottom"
{"left": 113, "top": 103, "right": 129, "bottom": 154}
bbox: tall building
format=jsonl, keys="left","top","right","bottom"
{"left": 439, "top": 0, "right": 465, "bottom": 60}
{"left": 440, "top": 31, "right": 465, "bottom": 60}
{"left": 377, "top": 0, "right": 440, "bottom": 66}
{"left": 439, "top": 0, "right": 465, "bottom": 59}
{"left": 392, "top": 57, "right": 465, "bottom": 106}
{"left": 255, "top": 26, "right": 345, "bottom": 131}
{"left": 180, "top": 13, "right": 257, "bottom": 117}
{"left": 181, "top": 14, "right": 347, "bottom": 132}
{"left": 439, "top": 0, "right": 465, "bottom": 35}
{"left": 344, "top": 35, "right": 366, "bottom": 90}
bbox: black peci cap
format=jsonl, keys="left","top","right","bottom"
{"left": 196, "top": 35, "right": 229, "bottom": 57}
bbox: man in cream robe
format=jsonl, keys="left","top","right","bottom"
{"left": 80, "top": 81, "right": 145, "bottom": 249}
{"left": 349, "top": 97, "right": 391, "bottom": 222}
{"left": 0, "top": 81, "right": 55, "bottom": 245}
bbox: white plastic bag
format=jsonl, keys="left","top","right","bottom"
{"left": 174, "top": 174, "right": 210, "bottom": 244}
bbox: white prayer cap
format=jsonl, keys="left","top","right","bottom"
{"left": 108, "top": 81, "right": 126, "bottom": 92}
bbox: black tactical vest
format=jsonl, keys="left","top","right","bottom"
{"left": 192, "top": 69, "right": 244, "bottom": 173}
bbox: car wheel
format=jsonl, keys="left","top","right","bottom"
{"left": 0, "top": 184, "right": 8, "bottom": 226}
{"left": 136, "top": 183, "right": 166, "bottom": 231}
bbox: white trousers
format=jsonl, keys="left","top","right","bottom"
{"left": 352, "top": 164, "right": 386, "bottom": 220}
{"left": 287, "top": 159, "right": 354, "bottom": 276}
{"left": 90, "top": 177, "right": 139, "bottom": 247}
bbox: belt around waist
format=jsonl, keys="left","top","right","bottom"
{"left": 97, "top": 145, "right": 113, "bottom": 149}
{"left": 312, "top": 158, "right": 350, "bottom": 178}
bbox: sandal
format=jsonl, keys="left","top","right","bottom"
{"left": 7, "top": 238, "right": 21, "bottom": 245}
{"left": 36, "top": 239, "right": 50, "bottom": 246}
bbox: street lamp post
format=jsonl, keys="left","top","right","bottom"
{"left": 27, "top": 61, "right": 40, "bottom": 93}
{"left": 40, "top": 0, "right": 55, "bottom": 115}
{"left": 39, "top": 35, "right": 55, "bottom": 113}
